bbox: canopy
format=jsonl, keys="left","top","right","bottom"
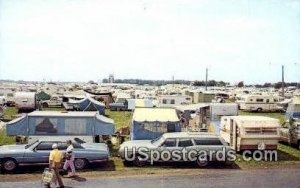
{"left": 133, "top": 108, "right": 179, "bottom": 122}
{"left": 6, "top": 111, "right": 115, "bottom": 136}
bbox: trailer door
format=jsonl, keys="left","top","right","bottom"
{"left": 230, "top": 119, "right": 237, "bottom": 151}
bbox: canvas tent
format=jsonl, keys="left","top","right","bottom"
{"left": 6, "top": 111, "right": 115, "bottom": 136}
{"left": 131, "top": 108, "right": 180, "bottom": 140}
{"left": 63, "top": 96, "right": 105, "bottom": 115}
{"left": 286, "top": 98, "right": 300, "bottom": 118}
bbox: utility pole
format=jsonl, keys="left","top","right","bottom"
{"left": 282, "top": 65, "right": 284, "bottom": 97}
{"left": 205, "top": 67, "right": 208, "bottom": 91}
{"left": 172, "top": 75, "right": 174, "bottom": 88}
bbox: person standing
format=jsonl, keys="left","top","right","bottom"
{"left": 48, "top": 143, "right": 64, "bottom": 188}
{"left": 63, "top": 140, "right": 77, "bottom": 177}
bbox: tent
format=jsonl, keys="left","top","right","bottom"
{"left": 131, "top": 108, "right": 180, "bottom": 140}
{"left": 286, "top": 98, "right": 300, "bottom": 118}
{"left": 6, "top": 111, "right": 115, "bottom": 136}
{"left": 63, "top": 96, "right": 105, "bottom": 115}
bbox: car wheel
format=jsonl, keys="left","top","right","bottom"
{"left": 123, "top": 160, "right": 133, "bottom": 167}
{"left": 42, "top": 103, "right": 49, "bottom": 108}
{"left": 196, "top": 155, "right": 209, "bottom": 167}
{"left": 133, "top": 156, "right": 147, "bottom": 167}
{"left": 257, "top": 108, "right": 262, "bottom": 112}
{"left": 74, "top": 158, "right": 88, "bottom": 170}
{"left": 2, "top": 158, "right": 18, "bottom": 172}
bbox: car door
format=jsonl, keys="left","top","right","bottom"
{"left": 177, "top": 138, "right": 195, "bottom": 161}
{"left": 24, "top": 142, "right": 53, "bottom": 163}
{"left": 157, "top": 138, "right": 178, "bottom": 162}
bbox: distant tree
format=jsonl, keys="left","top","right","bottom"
{"left": 237, "top": 81, "right": 244, "bottom": 88}
{"left": 263, "top": 83, "right": 272, "bottom": 87}
{"left": 274, "top": 82, "right": 283, "bottom": 89}
{"left": 193, "top": 81, "right": 205, "bottom": 86}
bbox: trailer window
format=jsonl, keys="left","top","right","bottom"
{"left": 245, "top": 128, "right": 261, "bottom": 134}
{"left": 162, "top": 99, "right": 167, "bottom": 104}
{"left": 262, "top": 128, "right": 278, "bottom": 135}
{"left": 170, "top": 99, "right": 175, "bottom": 104}
{"left": 256, "top": 99, "right": 264, "bottom": 102}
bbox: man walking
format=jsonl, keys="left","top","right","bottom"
{"left": 63, "top": 140, "right": 77, "bottom": 177}
{"left": 47, "top": 143, "right": 64, "bottom": 188}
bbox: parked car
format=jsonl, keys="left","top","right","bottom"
{"left": 0, "top": 140, "right": 110, "bottom": 172}
{"left": 109, "top": 100, "right": 128, "bottom": 111}
{"left": 41, "top": 95, "right": 63, "bottom": 108}
{"left": 280, "top": 118, "right": 300, "bottom": 149}
{"left": 118, "top": 132, "right": 232, "bottom": 167}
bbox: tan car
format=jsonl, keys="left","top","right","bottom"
{"left": 280, "top": 118, "right": 300, "bottom": 150}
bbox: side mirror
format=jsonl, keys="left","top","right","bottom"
{"left": 33, "top": 148, "right": 37, "bottom": 152}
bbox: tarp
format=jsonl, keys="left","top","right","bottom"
{"left": 131, "top": 108, "right": 180, "bottom": 140}
{"left": 6, "top": 111, "right": 115, "bottom": 136}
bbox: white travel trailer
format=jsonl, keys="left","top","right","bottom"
{"left": 158, "top": 95, "right": 192, "bottom": 108}
{"left": 15, "top": 92, "right": 37, "bottom": 111}
{"left": 220, "top": 116, "right": 280, "bottom": 151}
{"left": 236, "top": 94, "right": 280, "bottom": 112}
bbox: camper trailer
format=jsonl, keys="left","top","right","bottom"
{"left": 158, "top": 95, "right": 192, "bottom": 108}
{"left": 236, "top": 94, "right": 280, "bottom": 112}
{"left": 220, "top": 116, "right": 280, "bottom": 151}
{"left": 14, "top": 92, "right": 37, "bottom": 111}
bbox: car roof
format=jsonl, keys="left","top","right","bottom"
{"left": 162, "top": 132, "right": 220, "bottom": 139}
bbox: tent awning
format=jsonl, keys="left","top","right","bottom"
{"left": 133, "top": 108, "right": 179, "bottom": 122}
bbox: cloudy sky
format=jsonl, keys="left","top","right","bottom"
{"left": 0, "top": 0, "right": 299, "bottom": 84}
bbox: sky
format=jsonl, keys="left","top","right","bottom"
{"left": 0, "top": 0, "right": 299, "bottom": 84}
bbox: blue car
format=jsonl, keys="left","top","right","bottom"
{"left": 0, "top": 140, "right": 110, "bottom": 172}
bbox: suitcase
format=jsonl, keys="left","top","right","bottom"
{"left": 41, "top": 168, "right": 56, "bottom": 186}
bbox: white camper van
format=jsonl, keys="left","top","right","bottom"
{"left": 236, "top": 95, "right": 280, "bottom": 112}
{"left": 15, "top": 92, "right": 37, "bottom": 111}
{"left": 220, "top": 116, "right": 280, "bottom": 151}
{"left": 158, "top": 95, "right": 192, "bottom": 108}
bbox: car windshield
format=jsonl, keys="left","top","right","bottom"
{"left": 151, "top": 136, "right": 165, "bottom": 147}
{"left": 25, "top": 140, "right": 38, "bottom": 149}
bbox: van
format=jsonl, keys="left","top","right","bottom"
{"left": 220, "top": 116, "right": 280, "bottom": 151}
{"left": 236, "top": 94, "right": 280, "bottom": 112}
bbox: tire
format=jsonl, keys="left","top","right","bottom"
{"left": 2, "top": 158, "right": 18, "bottom": 172}
{"left": 257, "top": 108, "right": 262, "bottom": 112}
{"left": 123, "top": 160, "right": 133, "bottom": 167}
{"left": 74, "top": 158, "right": 88, "bottom": 170}
{"left": 42, "top": 103, "right": 49, "bottom": 108}
{"left": 196, "top": 155, "right": 209, "bottom": 167}
{"left": 133, "top": 156, "right": 147, "bottom": 167}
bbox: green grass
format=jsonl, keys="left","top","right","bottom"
{"left": 1, "top": 107, "right": 18, "bottom": 122}
{"left": 0, "top": 129, "right": 15, "bottom": 145}
{"left": 105, "top": 110, "right": 133, "bottom": 128}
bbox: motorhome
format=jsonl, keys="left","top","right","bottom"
{"left": 220, "top": 116, "right": 280, "bottom": 151}
{"left": 158, "top": 95, "right": 192, "bottom": 108}
{"left": 236, "top": 94, "right": 280, "bottom": 112}
{"left": 14, "top": 92, "right": 37, "bottom": 111}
